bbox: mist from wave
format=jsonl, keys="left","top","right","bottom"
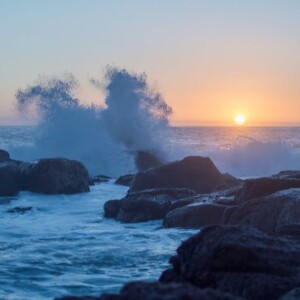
{"left": 11, "top": 68, "right": 172, "bottom": 176}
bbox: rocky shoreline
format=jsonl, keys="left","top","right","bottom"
{"left": 2, "top": 150, "right": 300, "bottom": 299}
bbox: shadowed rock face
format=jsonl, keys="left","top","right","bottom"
{"left": 104, "top": 188, "right": 196, "bottom": 223}
{"left": 160, "top": 225, "right": 300, "bottom": 300}
{"left": 0, "top": 162, "right": 20, "bottom": 196}
{"left": 115, "top": 174, "right": 135, "bottom": 186}
{"left": 56, "top": 282, "right": 242, "bottom": 300}
{"left": 0, "top": 155, "right": 90, "bottom": 196}
{"left": 134, "top": 151, "right": 163, "bottom": 171}
{"left": 164, "top": 203, "right": 228, "bottom": 229}
{"left": 227, "top": 188, "right": 300, "bottom": 233}
{"left": 0, "top": 149, "right": 10, "bottom": 163}
{"left": 129, "top": 156, "right": 227, "bottom": 194}
{"left": 238, "top": 177, "right": 300, "bottom": 202}
{"left": 20, "top": 158, "right": 90, "bottom": 195}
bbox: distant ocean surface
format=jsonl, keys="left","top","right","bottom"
{"left": 1, "top": 125, "right": 300, "bottom": 300}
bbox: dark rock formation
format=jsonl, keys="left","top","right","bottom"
{"left": 134, "top": 151, "right": 163, "bottom": 171}
{"left": 104, "top": 188, "right": 195, "bottom": 223}
{"left": 56, "top": 282, "right": 242, "bottom": 300}
{"left": 238, "top": 177, "right": 300, "bottom": 202}
{"left": 6, "top": 206, "right": 33, "bottom": 214}
{"left": 160, "top": 225, "right": 300, "bottom": 300}
{"left": 0, "top": 149, "right": 10, "bottom": 163}
{"left": 115, "top": 174, "right": 135, "bottom": 186}
{"left": 20, "top": 158, "right": 90, "bottom": 195}
{"left": 227, "top": 188, "right": 300, "bottom": 233}
{"left": 0, "top": 161, "right": 20, "bottom": 196}
{"left": 129, "top": 156, "right": 227, "bottom": 193}
{"left": 164, "top": 203, "right": 229, "bottom": 228}
{"left": 0, "top": 155, "right": 90, "bottom": 196}
{"left": 89, "top": 175, "right": 111, "bottom": 185}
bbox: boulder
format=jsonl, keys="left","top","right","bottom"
{"left": 115, "top": 174, "right": 135, "bottom": 186}
{"left": 134, "top": 150, "right": 163, "bottom": 171}
{"left": 238, "top": 177, "right": 300, "bottom": 202}
{"left": 0, "top": 149, "right": 10, "bottom": 163}
{"left": 129, "top": 156, "right": 226, "bottom": 193}
{"left": 227, "top": 188, "right": 300, "bottom": 233}
{"left": 89, "top": 175, "right": 111, "bottom": 185}
{"left": 20, "top": 158, "right": 90, "bottom": 195}
{"left": 164, "top": 203, "right": 229, "bottom": 228}
{"left": 0, "top": 161, "right": 20, "bottom": 196}
{"left": 104, "top": 188, "right": 196, "bottom": 223}
{"left": 160, "top": 225, "right": 300, "bottom": 300}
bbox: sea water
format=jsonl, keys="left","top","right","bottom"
{"left": 1, "top": 125, "right": 300, "bottom": 299}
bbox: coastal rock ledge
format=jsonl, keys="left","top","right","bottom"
{"left": 56, "top": 225, "right": 300, "bottom": 300}
{"left": 0, "top": 150, "right": 90, "bottom": 195}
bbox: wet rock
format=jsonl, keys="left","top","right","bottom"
{"left": 164, "top": 203, "right": 229, "bottom": 228}
{"left": 115, "top": 174, "right": 135, "bottom": 186}
{"left": 20, "top": 158, "right": 90, "bottom": 195}
{"left": 227, "top": 188, "right": 300, "bottom": 233}
{"left": 6, "top": 206, "right": 33, "bottom": 214}
{"left": 0, "top": 161, "right": 20, "bottom": 196}
{"left": 104, "top": 188, "right": 196, "bottom": 223}
{"left": 129, "top": 156, "right": 227, "bottom": 194}
{"left": 276, "top": 224, "right": 300, "bottom": 238}
{"left": 89, "top": 175, "right": 111, "bottom": 185}
{"left": 238, "top": 177, "right": 300, "bottom": 203}
{"left": 0, "top": 149, "right": 10, "bottom": 163}
{"left": 104, "top": 199, "right": 121, "bottom": 218}
{"left": 160, "top": 225, "right": 300, "bottom": 300}
{"left": 280, "top": 288, "right": 300, "bottom": 300}
{"left": 134, "top": 150, "right": 163, "bottom": 171}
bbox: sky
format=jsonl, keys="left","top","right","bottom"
{"left": 1, "top": 0, "right": 300, "bottom": 126}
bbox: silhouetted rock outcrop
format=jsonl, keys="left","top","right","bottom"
{"left": 134, "top": 151, "right": 163, "bottom": 171}
{"left": 129, "top": 156, "right": 230, "bottom": 193}
{"left": 164, "top": 203, "right": 228, "bottom": 228}
{"left": 0, "top": 152, "right": 90, "bottom": 196}
{"left": 104, "top": 188, "right": 195, "bottom": 222}
{"left": 56, "top": 282, "right": 242, "bottom": 300}
{"left": 0, "top": 149, "right": 10, "bottom": 163}
{"left": 160, "top": 225, "right": 300, "bottom": 300}
{"left": 115, "top": 174, "right": 135, "bottom": 186}
{"left": 227, "top": 188, "right": 300, "bottom": 233}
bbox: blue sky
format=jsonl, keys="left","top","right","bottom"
{"left": 1, "top": 0, "right": 300, "bottom": 125}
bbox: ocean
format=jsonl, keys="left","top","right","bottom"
{"left": 1, "top": 125, "right": 300, "bottom": 299}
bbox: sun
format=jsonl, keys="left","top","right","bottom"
{"left": 235, "top": 114, "right": 246, "bottom": 125}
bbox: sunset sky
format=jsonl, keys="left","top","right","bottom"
{"left": 1, "top": 0, "right": 300, "bottom": 126}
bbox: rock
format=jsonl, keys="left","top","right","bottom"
{"left": 21, "top": 158, "right": 90, "bottom": 195}
{"left": 115, "top": 174, "right": 135, "bottom": 186}
{"left": 280, "top": 288, "right": 300, "bottom": 300}
{"left": 99, "top": 282, "right": 242, "bottom": 300}
{"left": 104, "top": 199, "right": 121, "bottom": 218}
{"left": 160, "top": 225, "right": 300, "bottom": 300}
{"left": 164, "top": 203, "right": 229, "bottom": 228}
{"left": 104, "top": 188, "right": 196, "bottom": 223}
{"left": 129, "top": 156, "right": 227, "bottom": 194}
{"left": 227, "top": 188, "right": 300, "bottom": 233}
{"left": 0, "top": 149, "right": 10, "bottom": 163}
{"left": 6, "top": 206, "right": 33, "bottom": 214}
{"left": 238, "top": 177, "right": 300, "bottom": 202}
{"left": 0, "top": 161, "right": 20, "bottom": 196}
{"left": 134, "top": 151, "right": 163, "bottom": 171}
{"left": 89, "top": 175, "right": 111, "bottom": 185}
{"left": 55, "top": 282, "right": 242, "bottom": 300}
{"left": 276, "top": 224, "right": 300, "bottom": 238}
